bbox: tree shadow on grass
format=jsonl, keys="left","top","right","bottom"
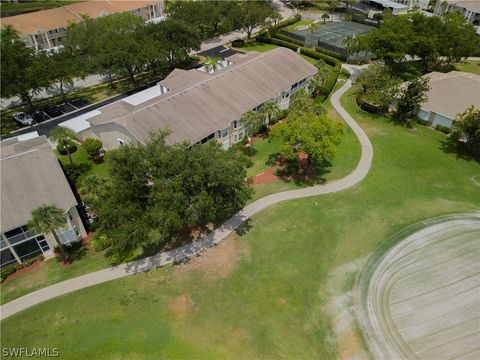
{"left": 440, "top": 139, "right": 480, "bottom": 164}
{"left": 235, "top": 219, "right": 252, "bottom": 237}
{"left": 274, "top": 157, "right": 332, "bottom": 186}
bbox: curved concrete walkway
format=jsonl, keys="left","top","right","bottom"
{"left": 0, "top": 70, "right": 373, "bottom": 321}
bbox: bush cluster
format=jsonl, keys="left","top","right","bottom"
{"left": 435, "top": 124, "right": 451, "bottom": 134}
{"left": 63, "top": 162, "right": 92, "bottom": 184}
{"left": 56, "top": 140, "right": 77, "bottom": 155}
{"left": 1, "top": 255, "right": 44, "bottom": 283}
{"left": 232, "top": 38, "right": 245, "bottom": 48}
{"left": 356, "top": 95, "right": 383, "bottom": 114}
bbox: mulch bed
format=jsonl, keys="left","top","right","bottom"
{"left": 4, "top": 259, "right": 44, "bottom": 282}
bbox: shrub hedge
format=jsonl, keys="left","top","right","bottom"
{"left": 435, "top": 124, "right": 451, "bottom": 134}
{"left": 1, "top": 255, "right": 45, "bottom": 283}
{"left": 356, "top": 95, "right": 383, "bottom": 114}
{"left": 232, "top": 38, "right": 245, "bottom": 48}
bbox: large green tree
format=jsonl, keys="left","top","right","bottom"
{"left": 50, "top": 126, "right": 77, "bottom": 165}
{"left": 451, "top": 106, "right": 480, "bottom": 157}
{"left": 271, "top": 112, "right": 342, "bottom": 174}
{"left": 95, "top": 132, "right": 251, "bottom": 259}
{"left": 355, "top": 64, "right": 401, "bottom": 113}
{"left": 145, "top": 19, "right": 202, "bottom": 64}
{"left": 395, "top": 76, "right": 430, "bottom": 122}
{"left": 363, "top": 11, "right": 478, "bottom": 70}
{"left": 440, "top": 12, "right": 479, "bottom": 64}
{"left": 234, "top": 0, "right": 274, "bottom": 39}
{"left": 0, "top": 25, "right": 49, "bottom": 110}
{"left": 67, "top": 13, "right": 151, "bottom": 84}
{"left": 28, "top": 205, "right": 68, "bottom": 263}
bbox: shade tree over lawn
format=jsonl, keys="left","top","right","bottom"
{"left": 354, "top": 64, "right": 401, "bottom": 113}
{"left": 271, "top": 112, "right": 342, "bottom": 175}
{"left": 93, "top": 132, "right": 252, "bottom": 260}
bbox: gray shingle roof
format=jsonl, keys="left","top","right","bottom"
{"left": 1, "top": 136, "right": 77, "bottom": 232}
{"left": 90, "top": 47, "right": 317, "bottom": 144}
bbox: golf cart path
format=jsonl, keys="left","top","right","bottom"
{"left": 0, "top": 70, "right": 373, "bottom": 321}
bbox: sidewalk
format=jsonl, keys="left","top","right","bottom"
{"left": 0, "top": 67, "right": 374, "bottom": 320}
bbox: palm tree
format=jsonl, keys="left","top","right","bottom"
{"left": 28, "top": 205, "right": 68, "bottom": 263}
{"left": 259, "top": 101, "right": 280, "bottom": 129}
{"left": 343, "top": 34, "right": 355, "bottom": 64}
{"left": 241, "top": 110, "right": 261, "bottom": 155}
{"left": 204, "top": 56, "right": 222, "bottom": 73}
{"left": 316, "top": 65, "right": 331, "bottom": 90}
{"left": 307, "top": 21, "right": 321, "bottom": 47}
{"left": 307, "top": 77, "right": 318, "bottom": 97}
{"left": 329, "top": 1, "right": 338, "bottom": 21}
{"left": 322, "top": 12, "right": 330, "bottom": 24}
{"left": 80, "top": 174, "right": 107, "bottom": 205}
{"left": 50, "top": 126, "right": 77, "bottom": 165}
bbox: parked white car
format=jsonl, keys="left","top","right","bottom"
{"left": 13, "top": 112, "right": 35, "bottom": 126}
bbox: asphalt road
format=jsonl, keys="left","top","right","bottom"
{"left": 2, "top": 82, "right": 156, "bottom": 139}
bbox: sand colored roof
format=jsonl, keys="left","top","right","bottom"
{"left": 158, "top": 69, "right": 211, "bottom": 90}
{"left": 90, "top": 47, "right": 317, "bottom": 145}
{"left": 443, "top": 1, "right": 480, "bottom": 11}
{"left": 1, "top": 0, "right": 160, "bottom": 35}
{"left": 1, "top": 136, "right": 77, "bottom": 232}
{"left": 421, "top": 71, "right": 480, "bottom": 120}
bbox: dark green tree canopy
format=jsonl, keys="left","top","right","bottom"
{"left": 271, "top": 111, "right": 342, "bottom": 172}
{"left": 95, "top": 132, "right": 252, "bottom": 259}
{"left": 362, "top": 11, "right": 479, "bottom": 70}
{"left": 0, "top": 25, "right": 49, "bottom": 109}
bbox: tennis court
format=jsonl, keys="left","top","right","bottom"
{"left": 291, "top": 21, "right": 374, "bottom": 49}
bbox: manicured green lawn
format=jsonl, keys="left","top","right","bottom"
{"left": 247, "top": 136, "right": 283, "bottom": 177}
{"left": 248, "top": 75, "right": 358, "bottom": 201}
{"left": 56, "top": 146, "right": 110, "bottom": 179}
{"left": 235, "top": 42, "right": 279, "bottom": 52}
{"left": 284, "top": 18, "right": 316, "bottom": 31}
{"left": 3, "top": 85, "right": 478, "bottom": 358}
{"left": 0, "top": 250, "right": 110, "bottom": 305}
{"left": 454, "top": 60, "right": 480, "bottom": 75}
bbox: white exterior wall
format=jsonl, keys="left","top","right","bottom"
{"left": 431, "top": 113, "right": 454, "bottom": 128}
{"left": 417, "top": 109, "right": 431, "bottom": 121}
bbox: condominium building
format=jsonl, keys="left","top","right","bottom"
{"left": 1, "top": 136, "right": 87, "bottom": 267}
{"left": 434, "top": 1, "right": 480, "bottom": 26}
{"left": 88, "top": 48, "right": 317, "bottom": 150}
{"left": 1, "top": 0, "right": 164, "bottom": 51}
{"left": 391, "top": 0, "right": 430, "bottom": 10}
